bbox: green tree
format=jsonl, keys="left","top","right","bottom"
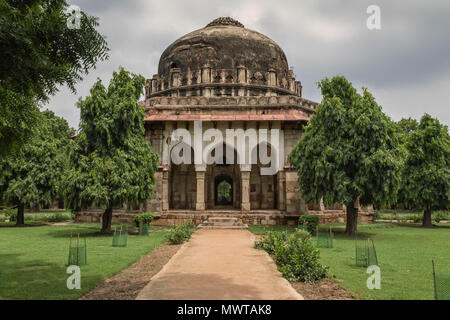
{"left": 289, "top": 76, "right": 403, "bottom": 235}
{"left": 217, "top": 180, "right": 232, "bottom": 202}
{"left": 64, "top": 68, "right": 159, "bottom": 232}
{"left": 0, "top": 110, "right": 73, "bottom": 225}
{"left": 0, "top": 0, "right": 109, "bottom": 155}
{"left": 397, "top": 118, "right": 419, "bottom": 137}
{"left": 395, "top": 118, "right": 419, "bottom": 208}
{"left": 0, "top": 89, "right": 40, "bottom": 156}
{"left": 401, "top": 114, "right": 450, "bottom": 227}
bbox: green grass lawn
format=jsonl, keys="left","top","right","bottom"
{"left": 0, "top": 223, "right": 169, "bottom": 300}
{"left": 249, "top": 223, "right": 450, "bottom": 300}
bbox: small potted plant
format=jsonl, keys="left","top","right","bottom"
{"left": 134, "top": 213, "right": 155, "bottom": 235}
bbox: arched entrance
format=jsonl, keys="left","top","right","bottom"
{"left": 205, "top": 143, "right": 241, "bottom": 209}
{"left": 215, "top": 175, "right": 233, "bottom": 206}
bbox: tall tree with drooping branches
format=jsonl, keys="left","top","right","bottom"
{"left": 64, "top": 68, "right": 158, "bottom": 232}
{"left": 0, "top": 110, "right": 74, "bottom": 225}
{"left": 289, "top": 76, "right": 403, "bottom": 235}
{"left": 400, "top": 114, "right": 450, "bottom": 227}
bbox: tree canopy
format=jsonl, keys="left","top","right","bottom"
{"left": 400, "top": 114, "right": 450, "bottom": 227}
{"left": 397, "top": 118, "right": 419, "bottom": 137}
{"left": 289, "top": 76, "right": 403, "bottom": 235}
{"left": 0, "top": 0, "right": 109, "bottom": 155}
{"left": 0, "top": 110, "right": 74, "bottom": 224}
{"left": 64, "top": 68, "right": 159, "bottom": 231}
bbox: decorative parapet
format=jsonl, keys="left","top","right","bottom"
{"left": 145, "top": 66, "right": 303, "bottom": 99}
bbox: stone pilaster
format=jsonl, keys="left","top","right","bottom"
{"left": 162, "top": 169, "right": 169, "bottom": 211}
{"left": 277, "top": 170, "right": 286, "bottom": 210}
{"left": 195, "top": 165, "right": 206, "bottom": 210}
{"left": 240, "top": 165, "right": 251, "bottom": 211}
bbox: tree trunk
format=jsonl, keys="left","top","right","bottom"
{"left": 422, "top": 208, "right": 433, "bottom": 228}
{"left": 16, "top": 204, "right": 25, "bottom": 225}
{"left": 101, "top": 207, "right": 113, "bottom": 232}
{"left": 345, "top": 202, "right": 358, "bottom": 236}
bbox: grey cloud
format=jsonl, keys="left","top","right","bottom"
{"left": 46, "top": 0, "right": 450, "bottom": 128}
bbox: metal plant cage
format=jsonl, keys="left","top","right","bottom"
{"left": 432, "top": 260, "right": 450, "bottom": 300}
{"left": 68, "top": 233, "right": 87, "bottom": 266}
{"left": 139, "top": 223, "right": 149, "bottom": 236}
{"left": 112, "top": 227, "right": 128, "bottom": 247}
{"left": 355, "top": 238, "right": 378, "bottom": 267}
{"left": 316, "top": 227, "right": 334, "bottom": 248}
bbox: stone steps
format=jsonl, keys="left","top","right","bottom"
{"left": 198, "top": 217, "right": 248, "bottom": 229}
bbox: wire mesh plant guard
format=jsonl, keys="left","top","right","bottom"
{"left": 355, "top": 235, "right": 378, "bottom": 267}
{"left": 316, "top": 226, "right": 334, "bottom": 248}
{"left": 139, "top": 223, "right": 149, "bottom": 236}
{"left": 112, "top": 225, "right": 128, "bottom": 247}
{"left": 432, "top": 260, "right": 450, "bottom": 300}
{"left": 68, "top": 232, "right": 87, "bottom": 266}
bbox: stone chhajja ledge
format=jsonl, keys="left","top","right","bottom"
{"left": 143, "top": 95, "right": 317, "bottom": 110}
{"left": 141, "top": 95, "right": 316, "bottom": 122}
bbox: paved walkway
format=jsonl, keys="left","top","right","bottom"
{"left": 136, "top": 229, "right": 303, "bottom": 300}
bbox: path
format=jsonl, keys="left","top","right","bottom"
{"left": 136, "top": 229, "right": 303, "bottom": 300}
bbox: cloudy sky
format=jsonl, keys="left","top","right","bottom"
{"left": 47, "top": 0, "right": 450, "bottom": 129}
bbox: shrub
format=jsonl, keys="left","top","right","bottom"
{"left": 408, "top": 214, "right": 422, "bottom": 223}
{"left": 256, "top": 231, "right": 328, "bottom": 282}
{"left": 134, "top": 213, "right": 155, "bottom": 227}
{"left": 298, "top": 215, "right": 320, "bottom": 234}
{"left": 373, "top": 210, "right": 381, "bottom": 220}
{"left": 294, "top": 229, "right": 312, "bottom": 240}
{"left": 433, "top": 211, "right": 449, "bottom": 223}
{"left": 47, "top": 213, "right": 67, "bottom": 222}
{"left": 5, "top": 208, "right": 17, "bottom": 222}
{"left": 255, "top": 231, "right": 289, "bottom": 254}
{"left": 167, "top": 223, "right": 196, "bottom": 244}
{"left": 24, "top": 211, "right": 72, "bottom": 223}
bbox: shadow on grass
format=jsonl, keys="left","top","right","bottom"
{"left": 0, "top": 252, "right": 105, "bottom": 300}
{"left": 331, "top": 229, "right": 376, "bottom": 240}
{"left": 44, "top": 223, "right": 165, "bottom": 239}
{"left": 0, "top": 223, "right": 48, "bottom": 228}
{"left": 394, "top": 222, "right": 450, "bottom": 229}
{"left": 45, "top": 228, "right": 113, "bottom": 239}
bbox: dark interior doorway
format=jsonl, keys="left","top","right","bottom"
{"left": 215, "top": 175, "right": 233, "bottom": 206}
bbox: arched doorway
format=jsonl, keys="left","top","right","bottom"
{"left": 215, "top": 175, "right": 233, "bottom": 206}
{"left": 205, "top": 143, "right": 241, "bottom": 209}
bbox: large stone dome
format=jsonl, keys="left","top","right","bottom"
{"left": 157, "top": 17, "right": 289, "bottom": 80}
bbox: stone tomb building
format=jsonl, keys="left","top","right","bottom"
{"left": 76, "top": 17, "right": 373, "bottom": 226}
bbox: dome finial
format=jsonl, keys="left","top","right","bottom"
{"left": 206, "top": 17, "right": 244, "bottom": 28}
